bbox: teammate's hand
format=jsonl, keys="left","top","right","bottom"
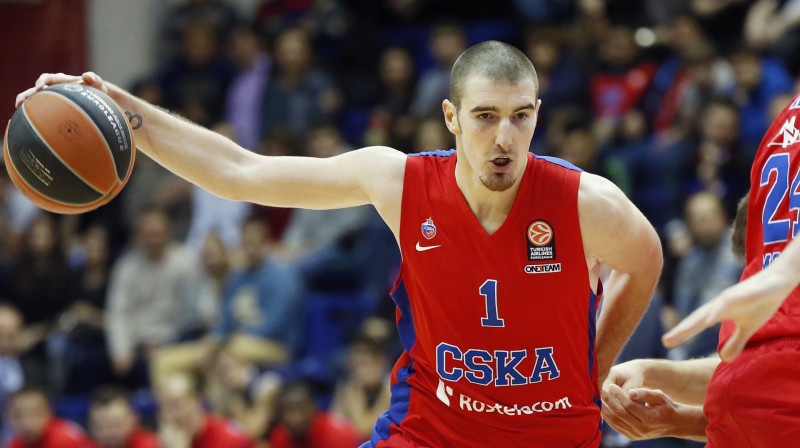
{"left": 662, "top": 265, "right": 795, "bottom": 362}
{"left": 601, "top": 384, "right": 685, "bottom": 440}
{"left": 15, "top": 72, "right": 108, "bottom": 108}
{"left": 603, "top": 360, "right": 646, "bottom": 392}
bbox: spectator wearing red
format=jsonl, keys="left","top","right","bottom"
{"left": 268, "top": 381, "right": 361, "bottom": 448}
{"left": 156, "top": 375, "right": 254, "bottom": 448}
{"left": 4, "top": 386, "right": 95, "bottom": 448}
{"left": 88, "top": 387, "right": 160, "bottom": 448}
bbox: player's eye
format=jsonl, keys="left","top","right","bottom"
{"left": 515, "top": 112, "right": 529, "bottom": 120}
{"left": 477, "top": 113, "right": 492, "bottom": 120}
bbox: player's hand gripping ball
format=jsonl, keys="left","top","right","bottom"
{"left": 3, "top": 83, "right": 134, "bottom": 214}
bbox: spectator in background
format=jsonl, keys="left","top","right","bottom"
{"left": 729, "top": 47, "right": 794, "bottom": 153}
{"left": 156, "top": 375, "right": 254, "bottom": 448}
{"left": 555, "top": 118, "right": 631, "bottom": 193}
{"left": 590, "top": 25, "right": 658, "bottom": 143}
{"left": 150, "top": 217, "right": 304, "bottom": 387}
{"left": 206, "top": 347, "right": 281, "bottom": 440}
{"left": 212, "top": 217, "right": 305, "bottom": 363}
{"left": 4, "top": 386, "right": 95, "bottom": 448}
{"left": 158, "top": 0, "right": 240, "bottom": 64}
{"left": 267, "top": 381, "right": 361, "bottom": 448}
{"left": 260, "top": 27, "right": 341, "bottom": 138}
{"left": 745, "top": 0, "right": 800, "bottom": 74}
{"left": 412, "top": 115, "right": 452, "bottom": 152}
{"left": 363, "top": 46, "right": 418, "bottom": 150}
{"left": 105, "top": 209, "right": 210, "bottom": 390}
{"left": 88, "top": 387, "right": 160, "bottom": 448}
{"left": 158, "top": 20, "right": 237, "bottom": 129}
{"left": 673, "top": 40, "right": 736, "bottom": 135}
{"left": 690, "top": 100, "right": 749, "bottom": 213}
{"left": 0, "top": 169, "right": 37, "bottom": 268}
{"left": 330, "top": 320, "right": 393, "bottom": 440}
{"left": 671, "top": 192, "right": 742, "bottom": 359}
{"left": 2, "top": 215, "right": 76, "bottom": 388}
{"left": 410, "top": 24, "right": 467, "bottom": 118}
{"left": 52, "top": 226, "right": 114, "bottom": 394}
{"left": 524, "top": 27, "right": 590, "bottom": 149}
{"left": 0, "top": 305, "right": 24, "bottom": 445}
{"left": 224, "top": 22, "right": 271, "bottom": 152}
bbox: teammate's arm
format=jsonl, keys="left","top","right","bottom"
{"left": 16, "top": 73, "right": 406, "bottom": 231}
{"left": 664, "top": 234, "right": 800, "bottom": 361}
{"left": 604, "top": 356, "right": 720, "bottom": 405}
{"left": 578, "top": 173, "right": 663, "bottom": 386}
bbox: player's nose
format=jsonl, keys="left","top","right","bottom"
{"left": 495, "top": 118, "right": 513, "bottom": 150}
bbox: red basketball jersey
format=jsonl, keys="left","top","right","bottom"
{"left": 369, "top": 151, "right": 602, "bottom": 448}
{"left": 720, "top": 92, "right": 800, "bottom": 347}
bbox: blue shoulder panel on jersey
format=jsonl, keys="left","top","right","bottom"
{"left": 408, "top": 149, "right": 456, "bottom": 157}
{"left": 533, "top": 154, "right": 584, "bottom": 173}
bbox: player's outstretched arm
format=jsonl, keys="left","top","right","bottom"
{"left": 663, "top": 234, "right": 800, "bottom": 361}
{"left": 578, "top": 174, "right": 663, "bottom": 386}
{"left": 15, "top": 73, "right": 406, "bottom": 223}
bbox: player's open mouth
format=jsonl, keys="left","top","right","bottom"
{"left": 491, "top": 157, "right": 512, "bottom": 168}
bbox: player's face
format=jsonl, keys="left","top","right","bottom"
{"left": 446, "top": 75, "right": 539, "bottom": 192}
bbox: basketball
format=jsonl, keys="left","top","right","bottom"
{"left": 3, "top": 84, "right": 135, "bottom": 214}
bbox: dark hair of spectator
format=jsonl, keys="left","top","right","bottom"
{"left": 90, "top": 385, "right": 131, "bottom": 408}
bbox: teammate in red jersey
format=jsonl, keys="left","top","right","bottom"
{"left": 17, "top": 40, "right": 662, "bottom": 447}
{"left": 156, "top": 375, "right": 254, "bottom": 448}
{"left": 603, "top": 93, "right": 800, "bottom": 446}
{"left": 88, "top": 387, "right": 160, "bottom": 448}
{"left": 4, "top": 386, "right": 96, "bottom": 448}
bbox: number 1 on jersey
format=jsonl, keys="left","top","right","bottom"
{"left": 480, "top": 279, "right": 505, "bottom": 327}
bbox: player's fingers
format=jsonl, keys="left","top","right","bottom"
{"left": 629, "top": 388, "right": 667, "bottom": 405}
{"left": 601, "top": 401, "right": 639, "bottom": 438}
{"left": 81, "top": 72, "right": 108, "bottom": 93}
{"left": 719, "top": 325, "right": 752, "bottom": 362}
{"left": 662, "top": 304, "right": 714, "bottom": 348}
{"left": 15, "top": 87, "right": 38, "bottom": 108}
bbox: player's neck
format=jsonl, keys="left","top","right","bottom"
{"left": 455, "top": 165, "right": 522, "bottom": 235}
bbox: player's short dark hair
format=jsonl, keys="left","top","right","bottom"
{"left": 90, "top": 385, "right": 131, "bottom": 408}
{"left": 449, "top": 40, "right": 538, "bottom": 109}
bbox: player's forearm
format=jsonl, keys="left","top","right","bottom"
{"left": 639, "top": 357, "right": 719, "bottom": 405}
{"left": 666, "top": 404, "right": 708, "bottom": 442}
{"left": 105, "top": 83, "right": 254, "bottom": 202}
{"left": 595, "top": 269, "right": 659, "bottom": 383}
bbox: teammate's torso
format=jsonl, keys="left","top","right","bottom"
{"left": 722, "top": 92, "right": 800, "bottom": 346}
{"left": 371, "top": 150, "right": 601, "bottom": 448}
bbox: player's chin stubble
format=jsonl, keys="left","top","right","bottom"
{"left": 480, "top": 172, "right": 515, "bottom": 192}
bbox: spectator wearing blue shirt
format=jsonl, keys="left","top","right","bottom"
{"left": 211, "top": 216, "right": 306, "bottom": 365}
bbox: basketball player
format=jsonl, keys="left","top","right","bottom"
{"left": 16, "top": 41, "right": 662, "bottom": 447}
{"left": 603, "top": 92, "right": 800, "bottom": 446}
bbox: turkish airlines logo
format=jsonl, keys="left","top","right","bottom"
{"left": 526, "top": 220, "right": 556, "bottom": 261}
{"left": 527, "top": 221, "right": 553, "bottom": 246}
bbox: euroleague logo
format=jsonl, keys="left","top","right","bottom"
{"left": 527, "top": 221, "right": 553, "bottom": 246}
{"left": 526, "top": 220, "right": 556, "bottom": 261}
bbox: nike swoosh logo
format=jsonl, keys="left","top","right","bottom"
{"left": 416, "top": 242, "right": 442, "bottom": 251}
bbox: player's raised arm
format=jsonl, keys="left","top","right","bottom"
{"left": 15, "top": 73, "right": 406, "bottom": 224}
{"left": 578, "top": 173, "right": 663, "bottom": 385}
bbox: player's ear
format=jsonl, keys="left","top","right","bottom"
{"left": 443, "top": 99, "right": 460, "bottom": 135}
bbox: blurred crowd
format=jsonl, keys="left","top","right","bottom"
{"left": 2, "top": 0, "right": 799, "bottom": 446}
